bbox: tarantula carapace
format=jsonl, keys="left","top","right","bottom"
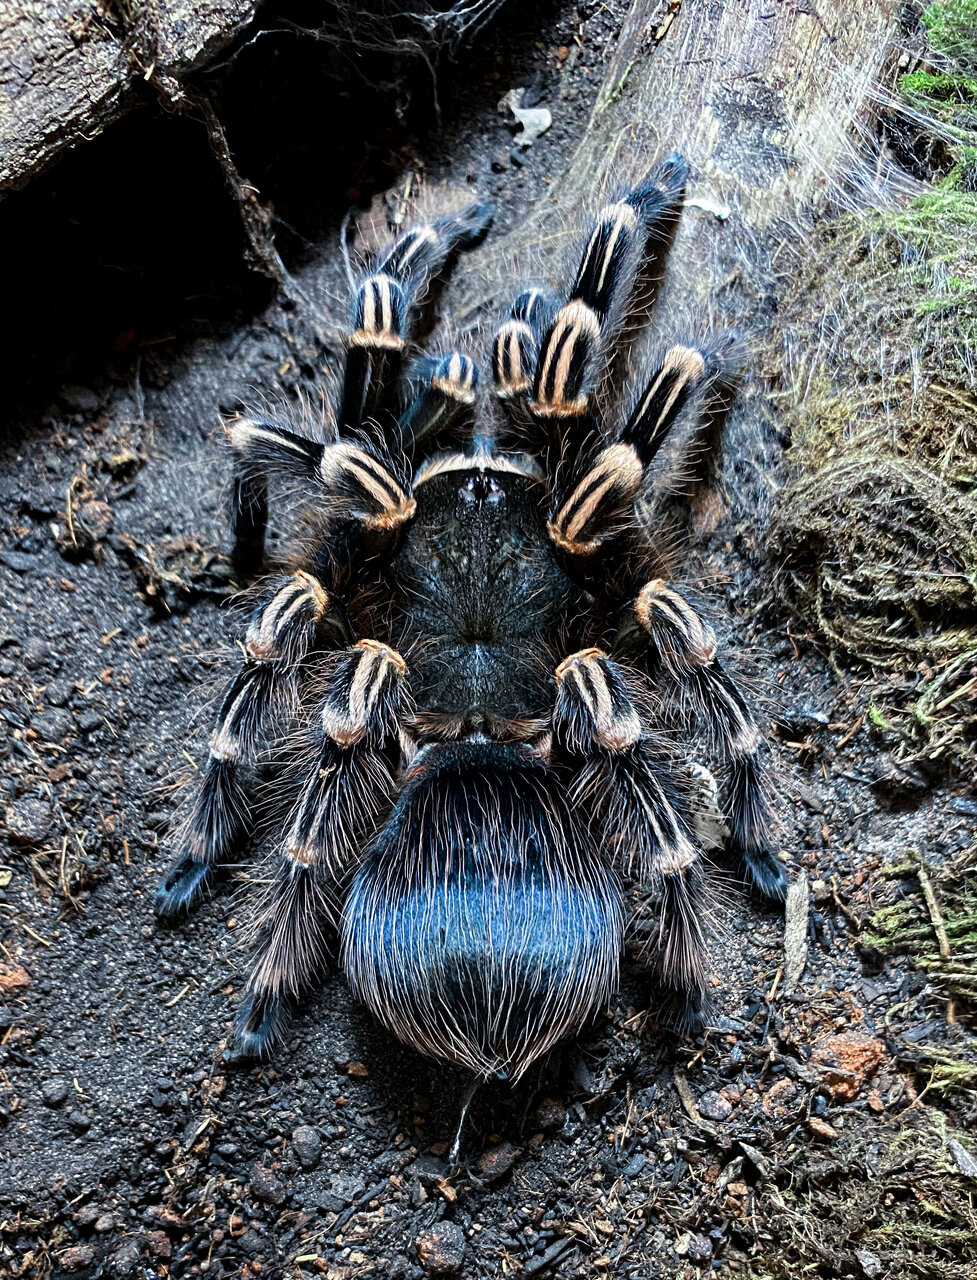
{"left": 156, "top": 153, "right": 787, "bottom": 1081}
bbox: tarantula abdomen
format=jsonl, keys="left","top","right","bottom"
{"left": 342, "top": 739, "right": 622, "bottom": 1081}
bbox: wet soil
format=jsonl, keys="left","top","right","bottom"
{"left": 1, "top": 3, "right": 974, "bottom": 1278}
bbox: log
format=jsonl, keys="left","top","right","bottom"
{"left": 458, "top": 0, "right": 902, "bottom": 316}
{"left": 0, "top": 0, "right": 258, "bottom": 194}
{"left": 455, "top": 0, "right": 904, "bottom": 527}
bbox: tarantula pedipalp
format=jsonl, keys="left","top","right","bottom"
{"left": 156, "top": 154, "right": 787, "bottom": 1080}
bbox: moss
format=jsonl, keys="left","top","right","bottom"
{"left": 733, "top": 1110, "right": 977, "bottom": 1279}
{"left": 767, "top": 179, "right": 977, "bottom": 765}
{"left": 923, "top": 0, "right": 977, "bottom": 75}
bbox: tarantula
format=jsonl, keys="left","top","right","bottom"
{"left": 156, "top": 153, "right": 787, "bottom": 1080}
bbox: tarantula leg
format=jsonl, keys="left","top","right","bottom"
{"left": 339, "top": 203, "right": 492, "bottom": 434}
{"left": 398, "top": 352, "right": 479, "bottom": 457}
{"left": 231, "top": 639, "right": 406, "bottom": 1059}
{"left": 629, "top": 580, "right": 788, "bottom": 901}
{"left": 226, "top": 416, "right": 326, "bottom": 572}
{"left": 615, "top": 332, "right": 743, "bottom": 476}
{"left": 547, "top": 442, "right": 643, "bottom": 557}
{"left": 552, "top": 648, "right": 708, "bottom": 1029}
{"left": 491, "top": 288, "right": 559, "bottom": 439}
{"left": 528, "top": 155, "right": 689, "bottom": 455}
{"left": 155, "top": 571, "right": 329, "bottom": 919}
{"left": 319, "top": 441, "right": 416, "bottom": 532}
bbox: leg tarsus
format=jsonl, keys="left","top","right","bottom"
{"left": 657, "top": 984, "right": 707, "bottom": 1038}
{"left": 225, "top": 990, "right": 290, "bottom": 1063}
{"left": 155, "top": 852, "right": 214, "bottom": 919}
{"left": 739, "top": 844, "right": 789, "bottom": 902}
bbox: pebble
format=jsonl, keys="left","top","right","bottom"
{"left": 249, "top": 1165, "right": 286, "bottom": 1205}
{"left": 697, "top": 1090, "right": 733, "bottom": 1121}
{"left": 44, "top": 678, "right": 74, "bottom": 707}
{"left": 532, "top": 1098, "right": 566, "bottom": 1132}
{"left": 59, "top": 1245, "right": 95, "bottom": 1272}
{"left": 4, "top": 797, "right": 54, "bottom": 844}
{"left": 674, "top": 1231, "right": 712, "bottom": 1261}
{"left": 477, "top": 1141, "right": 520, "bottom": 1181}
{"left": 41, "top": 1078, "right": 70, "bottom": 1107}
{"left": 0, "top": 550, "right": 36, "bottom": 573}
{"left": 291, "top": 1124, "right": 322, "bottom": 1170}
{"left": 59, "top": 385, "right": 102, "bottom": 414}
{"left": 416, "top": 1221, "right": 466, "bottom": 1275}
{"left": 809, "top": 1117, "right": 838, "bottom": 1140}
{"left": 34, "top": 708, "right": 73, "bottom": 742}
{"left": 77, "top": 711, "right": 102, "bottom": 734}
{"left": 67, "top": 1110, "right": 92, "bottom": 1133}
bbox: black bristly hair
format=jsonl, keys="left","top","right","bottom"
{"left": 157, "top": 158, "right": 787, "bottom": 1092}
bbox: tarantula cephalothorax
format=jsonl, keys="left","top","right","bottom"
{"left": 156, "top": 152, "right": 787, "bottom": 1080}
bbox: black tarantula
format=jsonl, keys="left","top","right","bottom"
{"left": 156, "top": 153, "right": 787, "bottom": 1081}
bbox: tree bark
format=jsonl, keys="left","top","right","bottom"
{"left": 0, "top": 0, "right": 258, "bottom": 194}
{"left": 457, "top": 0, "right": 903, "bottom": 317}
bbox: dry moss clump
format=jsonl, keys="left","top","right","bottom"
{"left": 767, "top": 174, "right": 977, "bottom": 766}
{"left": 739, "top": 1109, "right": 977, "bottom": 1280}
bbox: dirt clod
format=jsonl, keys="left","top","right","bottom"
{"left": 416, "top": 1221, "right": 467, "bottom": 1275}
{"left": 811, "top": 1033, "right": 886, "bottom": 1101}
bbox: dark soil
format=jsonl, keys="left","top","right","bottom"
{"left": 1, "top": 3, "right": 975, "bottom": 1278}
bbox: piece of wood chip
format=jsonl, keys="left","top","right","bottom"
{"left": 784, "top": 871, "right": 809, "bottom": 994}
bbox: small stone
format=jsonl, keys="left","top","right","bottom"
{"left": 346, "top": 1060, "right": 370, "bottom": 1079}
{"left": 77, "top": 711, "right": 102, "bottom": 734}
{"left": 59, "top": 1245, "right": 95, "bottom": 1272}
{"left": 416, "top": 1221, "right": 466, "bottom": 1275}
{"left": 476, "top": 1141, "right": 520, "bottom": 1181}
{"left": 697, "top": 1089, "right": 733, "bottom": 1121}
{"left": 532, "top": 1098, "right": 566, "bottom": 1132}
{"left": 0, "top": 550, "right": 36, "bottom": 573}
{"left": 94, "top": 1213, "right": 115, "bottom": 1232}
{"left": 68, "top": 1109, "right": 92, "bottom": 1133}
{"left": 674, "top": 1232, "right": 712, "bottom": 1261}
{"left": 75, "top": 1204, "right": 101, "bottom": 1227}
{"left": 250, "top": 1165, "right": 286, "bottom": 1205}
{"left": 41, "top": 1078, "right": 70, "bottom": 1107}
{"left": 761, "top": 1078, "right": 797, "bottom": 1115}
{"left": 4, "top": 798, "right": 53, "bottom": 844}
{"left": 314, "top": 1190, "right": 346, "bottom": 1214}
{"left": 146, "top": 1230, "right": 171, "bottom": 1258}
{"left": 408, "top": 1153, "right": 449, "bottom": 1186}
{"left": 808, "top": 1117, "right": 837, "bottom": 1140}
{"left": 112, "top": 1238, "right": 143, "bottom": 1273}
{"left": 810, "top": 1033, "right": 885, "bottom": 1101}
{"left": 78, "top": 500, "right": 113, "bottom": 541}
{"left": 291, "top": 1125, "right": 322, "bottom": 1170}
{"left": 44, "top": 679, "right": 74, "bottom": 707}
{"left": 34, "top": 708, "right": 73, "bottom": 743}
{"left": 0, "top": 965, "right": 31, "bottom": 995}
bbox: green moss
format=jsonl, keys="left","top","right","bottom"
{"left": 923, "top": 0, "right": 977, "bottom": 74}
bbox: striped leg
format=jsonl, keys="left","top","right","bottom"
{"left": 339, "top": 203, "right": 492, "bottom": 435}
{"left": 492, "top": 155, "right": 688, "bottom": 465}
{"left": 230, "top": 639, "right": 406, "bottom": 1058}
{"left": 225, "top": 416, "right": 415, "bottom": 580}
{"left": 552, "top": 647, "right": 709, "bottom": 1032}
{"left": 630, "top": 581, "right": 787, "bottom": 901}
{"left": 156, "top": 572, "right": 330, "bottom": 917}
{"left": 546, "top": 336, "right": 738, "bottom": 568}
